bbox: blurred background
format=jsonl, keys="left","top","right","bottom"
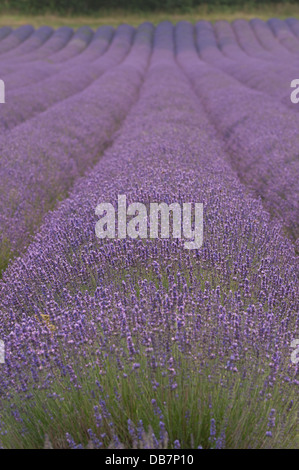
{"left": 0, "top": 1, "right": 298, "bottom": 28}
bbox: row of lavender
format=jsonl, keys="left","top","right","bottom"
{"left": 1, "top": 17, "right": 299, "bottom": 59}
{"left": 3, "top": 27, "right": 112, "bottom": 90}
{"left": 176, "top": 21, "right": 299, "bottom": 240}
{"left": 2, "top": 19, "right": 299, "bottom": 104}
{"left": 0, "top": 22, "right": 297, "bottom": 448}
{"left": 0, "top": 23, "right": 153, "bottom": 272}
{"left": 0, "top": 19, "right": 298, "bottom": 277}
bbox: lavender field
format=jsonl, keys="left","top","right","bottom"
{"left": 0, "top": 18, "right": 298, "bottom": 449}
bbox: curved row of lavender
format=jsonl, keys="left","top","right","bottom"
{"left": 0, "top": 21, "right": 297, "bottom": 449}
{"left": 0, "top": 26, "right": 12, "bottom": 42}
{"left": 2, "top": 19, "right": 298, "bottom": 99}
{"left": 0, "top": 23, "right": 153, "bottom": 273}
{"left": 0, "top": 26, "right": 54, "bottom": 60}
{"left": 0, "top": 25, "right": 34, "bottom": 54}
{"left": 251, "top": 18, "right": 299, "bottom": 59}
{"left": 0, "top": 27, "right": 73, "bottom": 70}
{"left": 287, "top": 17, "right": 299, "bottom": 40}
{"left": 0, "top": 28, "right": 75, "bottom": 89}
{"left": 0, "top": 27, "right": 104, "bottom": 90}
{"left": 216, "top": 19, "right": 299, "bottom": 67}
{"left": 1, "top": 26, "right": 122, "bottom": 131}
{"left": 196, "top": 21, "right": 299, "bottom": 111}
{"left": 232, "top": 19, "right": 292, "bottom": 62}
{"left": 0, "top": 25, "right": 90, "bottom": 65}
{"left": 176, "top": 21, "right": 299, "bottom": 241}
{"left": 268, "top": 18, "right": 299, "bottom": 54}
{"left": 1, "top": 19, "right": 299, "bottom": 122}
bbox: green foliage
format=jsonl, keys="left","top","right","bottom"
{"left": 0, "top": 0, "right": 297, "bottom": 15}
{"left": 1, "top": 341, "right": 296, "bottom": 449}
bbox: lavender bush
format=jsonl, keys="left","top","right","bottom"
{"left": 0, "top": 23, "right": 152, "bottom": 273}
{"left": 287, "top": 17, "right": 299, "bottom": 40}
{"left": 0, "top": 25, "right": 34, "bottom": 54}
{"left": 0, "top": 20, "right": 297, "bottom": 449}
{"left": 176, "top": 21, "right": 299, "bottom": 240}
{"left": 0, "top": 26, "right": 53, "bottom": 61}
{"left": 250, "top": 18, "right": 296, "bottom": 60}
{"left": 0, "top": 26, "right": 12, "bottom": 42}
{"left": 196, "top": 21, "right": 298, "bottom": 110}
{"left": 268, "top": 18, "right": 299, "bottom": 54}
{"left": 2, "top": 27, "right": 114, "bottom": 92}
{"left": 0, "top": 26, "right": 115, "bottom": 129}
